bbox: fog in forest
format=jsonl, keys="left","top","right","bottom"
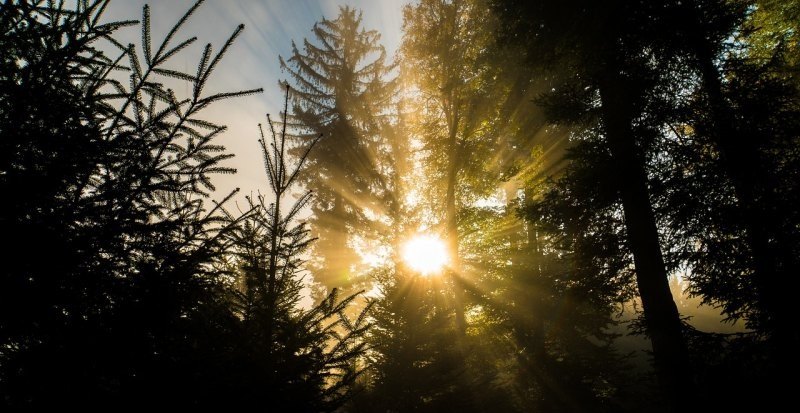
{"left": 2, "top": 0, "right": 798, "bottom": 411}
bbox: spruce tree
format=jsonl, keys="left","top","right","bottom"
{"left": 0, "top": 0, "right": 261, "bottom": 406}
{"left": 224, "top": 86, "right": 371, "bottom": 410}
{"left": 357, "top": 267, "right": 479, "bottom": 412}
{"left": 640, "top": 0, "right": 800, "bottom": 403}
{"left": 280, "top": 6, "right": 398, "bottom": 294}
{"left": 660, "top": 0, "right": 800, "bottom": 358}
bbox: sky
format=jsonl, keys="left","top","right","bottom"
{"left": 103, "top": 0, "right": 408, "bottom": 205}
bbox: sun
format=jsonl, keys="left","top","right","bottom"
{"left": 401, "top": 234, "right": 449, "bottom": 275}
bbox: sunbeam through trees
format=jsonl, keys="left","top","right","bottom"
{"left": 1, "top": 0, "right": 799, "bottom": 411}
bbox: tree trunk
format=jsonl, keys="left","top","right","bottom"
{"left": 686, "top": 25, "right": 798, "bottom": 399}
{"left": 320, "top": 195, "right": 354, "bottom": 291}
{"left": 598, "top": 70, "right": 695, "bottom": 410}
{"left": 445, "top": 136, "right": 467, "bottom": 334}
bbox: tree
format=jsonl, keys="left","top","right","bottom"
{"left": 659, "top": 0, "right": 800, "bottom": 357}
{"left": 355, "top": 267, "right": 483, "bottom": 412}
{"left": 637, "top": 1, "right": 800, "bottom": 402}
{"left": 491, "top": 0, "right": 698, "bottom": 408}
{"left": 223, "top": 87, "right": 371, "bottom": 410}
{"left": 400, "top": 0, "right": 504, "bottom": 334}
{"left": 0, "top": 0, "right": 262, "bottom": 406}
{"left": 280, "top": 6, "right": 399, "bottom": 294}
{"left": 356, "top": 3, "right": 556, "bottom": 409}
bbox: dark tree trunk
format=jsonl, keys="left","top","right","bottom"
{"left": 322, "top": 195, "right": 354, "bottom": 290}
{"left": 598, "top": 69, "right": 695, "bottom": 410}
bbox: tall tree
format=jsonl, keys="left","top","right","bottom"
{"left": 356, "top": 267, "right": 485, "bottom": 412}
{"left": 280, "top": 6, "right": 398, "bottom": 294}
{"left": 400, "top": 0, "right": 502, "bottom": 333}
{"left": 636, "top": 1, "right": 800, "bottom": 401}
{"left": 353, "top": 3, "right": 534, "bottom": 410}
{"left": 663, "top": 0, "right": 800, "bottom": 356}
{"left": 491, "top": 0, "right": 697, "bottom": 408}
{"left": 472, "top": 141, "right": 640, "bottom": 412}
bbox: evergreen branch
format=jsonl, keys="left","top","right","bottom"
{"left": 153, "top": 0, "right": 204, "bottom": 61}
{"left": 201, "top": 23, "right": 244, "bottom": 87}
{"left": 258, "top": 123, "right": 279, "bottom": 191}
{"left": 152, "top": 67, "right": 196, "bottom": 82}
{"left": 194, "top": 43, "right": 212, "bottom": 96}
{"left": 196, "top": 88, "right": 264, "bottom": 108}
{"left": 282, "top": 191, "right": 314, "bottom": 224}
{"left": 126, "top": 43, "right": 142, "bottom": 81}
{"left": 156, "top": 36, "right": 198, "bottom": 64}
{"left": 285, "top": 133, "right": 323, "bottom": 189}
{"left": 142, "top": 4, "right": 151, "bottom": 65}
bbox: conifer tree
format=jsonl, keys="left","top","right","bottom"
{"left": 0, "top": 0, "right": 261, "bottom": 406}
{"left": 224, "top": 86, "right": 371, "bottom": 410}
{"left": 658, "top": 0, "right": 800, "bottom": 359}
{"left": 357, "top": 267, "right": 483, "bottom": 412}
{"left": 354, "top": 3, "right": 522, "bottom": 410}
{"left": 280, "top": 6, "right": 398, "bottom": 294}
{"left": 636, "top": 1, "right": 800, "bottom": 402}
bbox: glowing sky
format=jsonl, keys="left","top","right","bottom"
{"left": 104, "top": 0, "right": 407, "bottom": 203}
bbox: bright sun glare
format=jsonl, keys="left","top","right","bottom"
{"left": 401, "top": 234, "right": 449, "bottom": 275}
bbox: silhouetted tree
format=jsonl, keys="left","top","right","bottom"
{"left": 222, "top": 86, "right": 372, "bottom": 411}
{"left": 354, "top": 263, "right": 505, "bottom": 413}
{"left": 4, "top": 0, "right": 798, "bottom": 410}
{"left": 491, "top": 1, "right": 699, "bottom": 409}
{"left": 0, "top": 0, "right": 261, "bottom": 406}
{"left": 451, "top": 141, "right": 636, "bottom": 412}
{"left": 658, "top": 0, "right": 800, "bottom": 357}
{"left": 639, "top": 1, "right": 800, "bottom": 404}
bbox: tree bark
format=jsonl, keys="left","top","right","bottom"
{"left": 598, "top": 69, "right": 695, "bottom": 409}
